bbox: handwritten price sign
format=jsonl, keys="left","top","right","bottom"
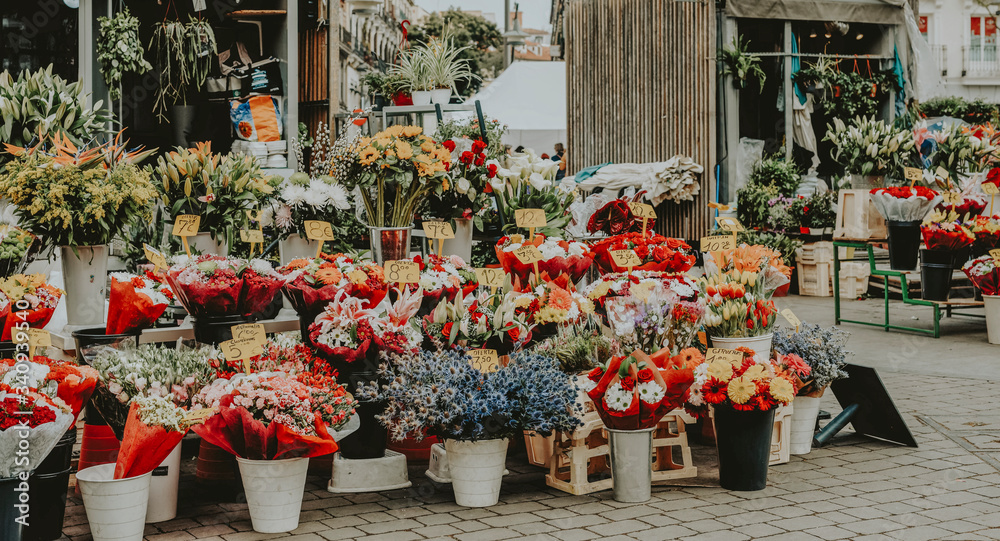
{"left": 991, "top": 248, "right": 1000, "bottom": 265}
{"left": 610, "top": 249, "right": 642, "bottom": 269}
{"left": 983, "top": 182, "right": 1000, "bottom": 196}
{"left": 469, "top": 349, "right": 500, "bottom": 373}
{"left": 935, "top": 166, "right": 950, "bottom": 180}
{"left": 240, "top": 229, "right": 264, "bottom": 243}
{"left": 941, "top": 192, "right": 962, "bottom": 205}
{"left": 904, "top": 167, "right": 923, "bottom": 182}
{"left": 385, "top": 260, "right": 420, "bottom": 284}
{"left": 513, "top": 245, "right": 543, "bottom": 265}
{"left": 475, "top": 268, "right": 505, "bottom": 289}
{"left": 514, "top": 209, "right": 547, "bottom": 229}
{"left": 422, "top": 221, "right": 455, "bottom": 239}
{"left": 183, "top": 408, "right": 215, "bottom": 424}
{"left": 172, "top": 215, "right": 201, "bottom": 237}
{"left": 143, "top": 244, "right": 168, "bottom": 271}
{"left": 700, "top": 234, "right": 736, "bottom": 252}
{"left": 715, "top": 216, "right": 745, "bottom": 232}
{"left": 780, "top": 308, "right": 801, "bottom": 332}
{"left": 628, "top": 202, "right": 657, "bottom": 220}
{"left": 304, "top": 220, "right": 336, "bottom": 241}
{"left": 231, "top": 323, "right": 266, "bottom": 344}
{"left": 706, "top": 348, "right": 744, "bottom": 365}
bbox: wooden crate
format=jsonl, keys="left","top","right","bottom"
{"left": 797, "top": 262, "right": 832, "bottom": 297}
{"left": 796, "top": 241, "right": 834, "bottom": 264}
{"left": 545, "top": 409, "right": 698, "bottom": 495}
{"left": 839, "top": 262, "right": 871, "bottom": 299}
{"left": 769, "top": 404, "right": 792, "bottom": 466}
{"left": 834, "top": 189, "right": 887, "bottom": 240}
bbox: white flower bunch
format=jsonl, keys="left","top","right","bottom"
{"left": 826, "top": 116, "right": 915, "bottom": 178}
{"left": 259, "top": 172, "right": 351, "bottom": 231}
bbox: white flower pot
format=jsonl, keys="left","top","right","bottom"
{"left": 145, "top": 443, "right": 181, "bottom": 523}
{"left": 237, "top": 457, "right": 309, "bottom": 533}
{"left": 279, "top": 235, "right": 320, "bottom": 266}
{"left": 188, "top": 232, "right": 227, "bottom": 256}
{"left": 789, "top": 395, "right": 822, "bottom": 455}
{"left": 708, "top": 333, "right": 773, "bottom": 359}
{"left": 985, "top": 295, "right": 1000, "bottom": 345}
{"left": 430, "top": 88, "right": 451, "bottom": 104}
{"left": 440, "top": 217, "right": 474, "bottom": 262}
{"left": 444, "top": 438, "right": 508, "bottom": 507}
{"left": 60, "top": 245, "right": 108, "bottom": 328}
{"left": 411, "top": 90, "right": 432, "bottom": 105}
{"left": 76, "top": 464, "right": 152, "bottom": 541}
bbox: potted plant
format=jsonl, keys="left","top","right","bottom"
{"left": 361, "top": 71, "right": 393, "bottom": 110}
{"left": 826, "top": 116, "right": 917, "bottom": 188}
{"left": 803, "top": 191, "right": 838, "bottom": 236}
{"left": 963, "top": 256, "right": 1000, "bottom": 344}
{"left": 773, "top": 323, "right": 851, "bottom": 455}
{"left": 149, "top": 17, "right": 217, "bottom": 130}
{"left": 359, "top": 349, "right": 582, "bottom": 507}
{"left": 423, "top": 38, "right": 479, "bottom": 104}
{"left": 96, "top": 7, "right": 151, "bottom": 101}
{"left": 390, "top": 48, "right": 432, "bottom": 105}
{"left": 720, "top": 36, "right": 766, "bottom": 92}
{"left": 0, "top": 135, "right": 156, "bottom": 329}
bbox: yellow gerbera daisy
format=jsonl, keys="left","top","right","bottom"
{"left": 741, "top": 364, "right": 767, "bottom": 381}
{"left": 707, "top": 360, "right": 733, "bottom": 382}
{"left": 727, "top": 376, "right": 755, "bottom": 404}
{"left": 768, "top": 377, "right": 794, "bottom": 403}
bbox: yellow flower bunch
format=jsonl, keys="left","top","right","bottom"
{"left": 352, "top": 126, "right": 451, "bottom": 178}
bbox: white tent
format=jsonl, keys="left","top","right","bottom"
{"left": 462, "top": 61, "right": 567, "bottom": 154}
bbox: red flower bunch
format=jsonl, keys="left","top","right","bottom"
{"left": 587, "top": 199, "right": 654, "bottom": 235}
{"left": 166, "top": 255, "right": 284, "bottom": 318}
{"left": 699, "top": 347, "right": 795, "bottom": 412}
{"left": 986, "top": 167, "right": 1000, "bottom": 188}
{"left": 591, "top": 232, "right": 695, "bottom": 274}
{"left": 495, "top": 234, "right": 593, "bottom": 283}
{"left": 208, "top": 338, "right": 337, "bottom": 382}
{"left": 921, "top": 221, "right": 976, "bottom": 251}
{"left": 963, "top": 256, "right": 1000, "bottom": 296}
{"left": 278, "top": 253, "right": 388, "bottom": 317}
{"left": 0, "top": 356, "right": 98, "bottom": 422}
{"left": 936, "top": 195, "right": 987, "bottom": 217}
{"left": 0, "top": 394, "right": 56, "bottom": 429}
{"left": 586, "top": 350, "right": 694, "bottom": 430}
{"left": 870, "top": 186, "right": 939, "bottom": 199}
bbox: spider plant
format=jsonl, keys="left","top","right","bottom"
{"left": 390, "top": 49, "right": 432, "bottom": 92}
{"left": 720, "top": 35, "right": 766, "bottom": 92}
{"left": 423, "top": 39, "right": 479, "bottom": 92}
{"left": 150, "top": 17, "right": 217, "bottom": 122}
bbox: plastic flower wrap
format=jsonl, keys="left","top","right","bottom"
{"left": 308, "top": 287, "right": 423, "bottom": 363}
{"left": 695, "top": 347, "right": 795, "bottom": 413}
{"left": 586, "top": 199, "right": 653, "bottom": 236}
{"left": 496, "top": 234, "right": 592, "bottom": 284}
{"left": 590, "top": 232, "right": 695, "bottom": 274}
{"left": 0, "top": 274, "right": 62, "bottom": 341}
{"left": 936, "top": 193, "right": 987, "bottom": 217}
{"left": 406, "top": 254, "right": 477, "bottom": 312}
{"left": 0, "top": 389, "right": 74, "bottom": 477}
{"left": 166, "top": 255, "right": 284, "bottom": 318}
{"left": 964, "top": 256, "right": 1000, "bottom": 296}
{"left": 869, "top": 186, "right": 941, "bottom": 222}
{"left": 106, "top": 272, "right": 174, "bottom": 335}
{"left": 192, "top": 372, "right": 356, "bottom": 460}
{"left": 422, "top": 290, "right": 533, "bottom": 355}
{"left": 278, "top": 253, "right": 387, "bottom": 317}
{"left": 585, "top": 350, "right": 693, "bottom": 430}
{"left": 968, "top": 216, "right": 1000, "bottom": 253}
{"left": 921, "top": 219, "right": 975, "bottom": 251}
{"left": 0, "top": 356, "right": 98, "bottom": 423}
{"left": 114, "top": 395, "right": 196, "bottom": 479}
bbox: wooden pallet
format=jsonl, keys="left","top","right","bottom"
{"left": 545, "top": 409, "right": 697, "bottom": 495}
{"left": 834, "top": 190, "right": 886, "bottom": 240}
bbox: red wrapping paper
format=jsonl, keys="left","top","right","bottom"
{"left": 587, "top": 353, "right": 694, "bottom": 430}
{"left": 113, "top": 401, "right": 187, "bottom": 479}
{"left": 166, "top": 262, "right": 284, "bottom": 318}
{"left": 495, "top": 236, "right": 593, "bottom": 284}
{"left": 106, "top": 277, "right": 168, "bottom": 335}
{"left": 590, "top": 233, "right": 695, "bottom": 275}
{"left": 921, "top": 223, "right": 976, "bottom": 251}
{"left": 1, "top": 304, "right": 54, "bottom": 342}
{"left": 282, "top": 279, "right": 387, "bottom": 315}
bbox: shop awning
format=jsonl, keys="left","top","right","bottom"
{"left": 726, "top": 0, "right": 906, "bottom": 25}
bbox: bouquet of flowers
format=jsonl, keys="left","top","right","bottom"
{"left": 586, "top": 198, "right": 654, "bottom": 236}
{"left": 935, "top": 193, "right": 987, "bottom": 218}
{"left": 0, "top": 226, "right": 39, "bottom": 278}
{"left": 0, "top": 389, "right": 74, "bottom": 478}
{"left": 869, "top": 186, "right": 941, "bottom": 222}
{"left": 534, "top": 325, "right": 618, "bottom": 373}
{"left": 590, "top": 232, "right": 696, "bottom": 274}
{"left": 259, "top": 172, "right": 352, "bottom": 240}
{"left": 192, "top": 372, "right": 356, "bottom": 459}
{"left": 278, "top": 253, "right": 387, "bottom": 316}
{"left": 166, "top": 255, "right": 284, "bottom": 318}
{"left": 114, "top": 395, "right": 198, "bottom": 479}
{"left": 308, "top": 288, "right": 423, "bottom": 364}
{"left": 773, "top": 323, "right": 851, "bottom": 397}
{"left": 0, "top": 274, "right": 62, "bottom": 341}
{"left": 495, "top": 234, "right": 592, "bottom": 284}
{"left": 489, "top": 150, "right": 575, "bottom": 237}
{"left": 460, "top": 291, "right": 534, "bottom": 353}
{"left": 917, "top": 122, "right": 998, "bottom": 180}
{"left": 964, "top": 256, "right": 1000, "bottom": 295}
{"left": 207, "top": 334, "right": 337, "bottom": 381}
{"left": 420, "top": 138, "right": 495, "bottom": 227}
{"left": 509, "top": 274, "right": 594, "bottom": 330}
{"left": 825, "top": 116, "right": 916, "bottom": 180}
{"left": 968, "top": 216, "right": 1000, "bottom": 254}
{"left": 585, "top": 350, "right": 694, "bottom": 430}
{"left": 694, "top": 347, "right": 794, "bottom": 415}
{"left": 0, "top": 356, "right": 98, "bottom": 422}
{"left": 408, "top": 254, "right": 478, "bottom": 311}
{"left": 701, "top": 245, "right": 786, "bottom": 338}
{"left": 106, "top": 272, "right": 174, "bottom": 335}
{"left": 921, "top": 218, "right": 976, "bottom": 251}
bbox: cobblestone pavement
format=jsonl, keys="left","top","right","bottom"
{"left": 60, "top": 369, "right": 1000, "bottom": 541}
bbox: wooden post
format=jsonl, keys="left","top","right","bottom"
{"left": 328, "top": 0, "right": 341, "bottom": 127}
{"left": 783, "top": 21, "right": 794, "bottom": 162}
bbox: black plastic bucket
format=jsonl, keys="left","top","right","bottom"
{"left": 34, "top": 429, "right": 75, "bottom": 476}
{"left": 0, "top": 476, "right": 26, "bottom": 541}
{"left": 0, "top": 341, "right": 18, "bottom": 359}
{"left": 337, "top": 400, "right": 388, "bottom": 460}
{"left": 191, "top": 314, "right": 248, "bottom": 346}
{"left": 24, "top": 467, "right": 71, "bottom": 541}
{"left": 71, "top": 327, "right": 141, "bottom": 366}
{"left": 921, "top": 248, "right": 953, "bottom": 266}
{"left": 714, "top": 406, "right": 775, "bottom": 491}
{"left": 921, "top": 263, "right": 954, "bottom": 301}
{"left": 887, "top": 220, "right": 921, "bottom": 271}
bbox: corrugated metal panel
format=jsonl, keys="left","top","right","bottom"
{"left": 565, "top": 0, "right": 716, "bottom": 239}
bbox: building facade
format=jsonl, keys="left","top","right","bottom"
{"left": 918, "top": 0, "right": 1000, "bottom": 100}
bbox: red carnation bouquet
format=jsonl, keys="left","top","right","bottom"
{"left": 584, "top": 350, "right": 693, "bottom": 430}
{"left": 590, "top": 232, "right": 695, "bottom": 274}
{"left": 921, "top": 220, "right": 975, "bottom": 251}
{"left": 277, "top": 253, "right": 387, "bottom": 318}
{"left": 166, "top": 255, "right": 284, "bottom": 317}
{"left": 404, "top": 254, "right": 478, "bottom": 314}
{"left": 587, "top": 199, "right": 655, "bottom": 236}
{"left": 0, "top": 389, "right": 75, "bottom": 478}
{"left": 106, "top": 272, "right": 174, "bottom": 335}
{"left": 0, "top": 356, "right": 98, "bottom": 423}
{"left": 0, "top": 274, "right": 62, "bottom": 341}
{"left": 495, "top": 234, "right": 593, "bottom": 284}
{"left": 869, "top": 186, "right": 941, "bottom": 222}
{"left": 963, "top": 256, "right": 1000, "bottom": 296}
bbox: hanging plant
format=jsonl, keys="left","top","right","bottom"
{"left": 150, "top": 17, "right": 217, "bottom": 122}
{"left": 720, "top": 36, "right": 766, "bottom": 92}
{"left": 97, "top": 7, "right": 152, "bottom": 101}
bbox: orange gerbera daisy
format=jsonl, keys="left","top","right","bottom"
{"left": 547, "top": 287, "right": 574, "bottom": 311}
{"left": 315, "top": 267, "right": 343, "bottom": 286}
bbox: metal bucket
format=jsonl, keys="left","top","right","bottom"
{"left": 606, "top": 427, "right": 654, "bottom": 503}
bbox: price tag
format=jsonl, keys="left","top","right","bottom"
{"left": 304, "top": 220, "right": 336, "bottom": 241}
{"left": 780, "top": 308, "right": 801, "bottom": 332}
{"left": 983, "top": 182, "right": 1000, "bottom": 196}
{"left": 385, "top": 260, "right": 420, "bottom": 284}
{"left": 513, "top": 245, "right": 543, "bottom": 265}
{"left": 991, "top": 248, "right": 1000, "bottom": 265}
{"left": 348, "top": 269, "right": 369, "bottom": 284}
{"left": 904, "top": 167, "right": 923, "bottom": 182}
{"left": 700, "top": 234, "right": 736, "bottom": 252}
{"left": 941, "top": 192, "right": 962, "bottom": 205}
{"left": 706, "top": 348, "right": 744, "bottom": 365}
{"left": 475, "top": 267, "right": 505, "bottom": 289}
{"left": 628, "top": 202, "right": 657, "bottom": 220}
{"left": 183, "top": 408, "right": 214, "bottom": 424}
{"left": 220, "top": 337, "right": 265, "bottom": 369}
{"left": 715, "top": 216, "right": 745, "bottom": 232}
{"left": 231, "top": 323, "right": 266, "bottom": 345}
{"left": 610, "top": 249, "right": 642, "bottom": 268}
{"left": 172, "top": 215, "right": 201, "bottom": 237}
{"left": 143, "top": 244, "right": 168, "bottom": 271}
{"left": 469, "top": 349, "right": 500, "bottom": 373}
{"left": 240, "top": 230, "right": 264, "bottom": 243}
{"left": 27, "top": 329, "right": 50, "bottom": 349}
{"left": 935, "top": 166, "right": 949, "bottom": 180}
{"left": 514, "top": 209, "right": 547, "bottom": 229}
{"left": 422, "top": 221, "right": 455, "bottom": 239}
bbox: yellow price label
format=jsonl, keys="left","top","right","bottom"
{"left": 904, "top": 167, "right": 923, "bottom": 182}
{"left": 715, "top": 216, "right": 745, "bottom": 232}
{"left": 935, "top": 166, "right": 950, "bottom": 180}
{"left": 385, "top": 260, "right": 421, "bottom": 284}
{"left": 513, "top": 245, "right": 544, "bottom": 265}
{"left": 610, "top": 249, "right": 643, "bottom": 268}
{"left": 231, "top": 323, "right": 266, "bottom": 345}
{"left": 514, "top": 208, "right": 547, "bottom": 229}
{"left": 183, "top": 408, "right": 215, "bottom": 424}
{"left": 700, "top": 234, "right": 736, "bottom": 252}
{"left": 240, "top": 229, "right": 265, "bottom": 243}
{"left": 991, "top": 248, "right": 1000, "bottom": 265}
{"left": 220, "top": 337, "right": 265, "bottom": 364}
{"left": 303, "top": 220, "right": 336, "bottom": 241}
{"left": 706, "top": 348, "right": 745, "bottom": 365}
{"left": 469, "top": 349, "right": 500, "bottom": 373}
{"left": 27, "top": 329, "right": 50, "bottom": 349}
{"left": 172, "top": 215, "right": 201, "bottom": 237}
{"left": 475, "top": 267, "right": 506, "bottom": 289}
{"left": 982, "top": 182, "right": 1000, "bottom": 196}
{"left": 143, "top": 244, "right": 168, "bottom": 270}
{"left": 628, "top": 202, "right": 657, "bottom": 220}
{"left": 780, "top": 308, "right": 801, "bottom": 331}
{"left": 941, "top": 192, "right": 962, "bottom": 205}
{"left": 422, "top": 221, "right": 455, "bottom": 239}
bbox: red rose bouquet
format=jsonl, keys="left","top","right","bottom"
{"left": 697, "top": 347, "right": 795, "bottom": 412}
{"left": 921, "top": 220, "right": 975, "bottom": 251}
{"left": 277, "top": 253, "right": 387, "bottom": 317}
{"left": 590, "top": 232, "right": 695, "bottom": 274}
{"left": 586, "top": 199, "right": 654, "bottom": 236}
{"left": 0, "top": 274, "right": 62, "bottom": 341}
{"left": 106, "top": 272, "right": 174, "bottom": 335}
{"left": 166, "top": 255, "right": 283, "bottom": 318}
{"left": 869, "top": 186, "right": 941, "bottom": 222}
{"left": 0, "top": 389, "right": 74, "bottom": 478}
{"left": 0, "top": 356, "right": 98, "bottom": 423}
{"left": 585, "top": 350, "right": 693, "bottom": 430}
{"left": 936, "top": 193, "right": 987, "bottom": 217}
{"left": 496, "top": 234, "right": 593, "bottom": 284}
{"left": 963, "top": 256, "right": 1000, "bottom": 295}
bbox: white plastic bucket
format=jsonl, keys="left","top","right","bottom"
{"left": 444, "top": 438, "right": 508, "bottom": 507}
{"left": 145, "top": 443, "right": 182, "bottom": 523}
{"left": 709, "top": 333, "right": 773, "bottom": 359}
{"left": 789, "top": 396, "right": 822, "bottom": 455}
{"left": 60, "top": 245, "right": 108, "bottom": 327}
{"left": 77, "top": 464, "right": 152, "bottom": 541}
{"left": 985, "top": 295, "right": 1000, "bottom": 345}
{"left": 237, "top": 457, "right": 309, "bottom": 533}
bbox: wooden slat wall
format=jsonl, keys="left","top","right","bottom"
{"left": 299, "top": 28, "right": 330, "bottom": 137}
{"left": 565, "top": 0, "right": 716, "bottom": 239}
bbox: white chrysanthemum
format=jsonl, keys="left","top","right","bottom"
{"left": 604, "top": 382, "right": 634, "bottom": 412}
{"left": 636, "top": 380, "right": 665, "bottom": 405}
{"left": 249, "top": 259, "right": 274, "bottom": 276}
{"left": 281, "top": 184, "right": 307, "bottom": 206}
{"left": 577, "top": 377, "right": 597, "bottom": 393}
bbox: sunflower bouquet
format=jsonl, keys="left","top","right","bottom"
{"left": 339, "top": 125, "right": 452, "bottom": 228}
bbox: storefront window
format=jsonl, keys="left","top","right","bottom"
{"left": 1, "top": 1, "right": 79, "bottom": 80}
{"left": 970, "top": 16, "right": 997, "bottom": 64}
